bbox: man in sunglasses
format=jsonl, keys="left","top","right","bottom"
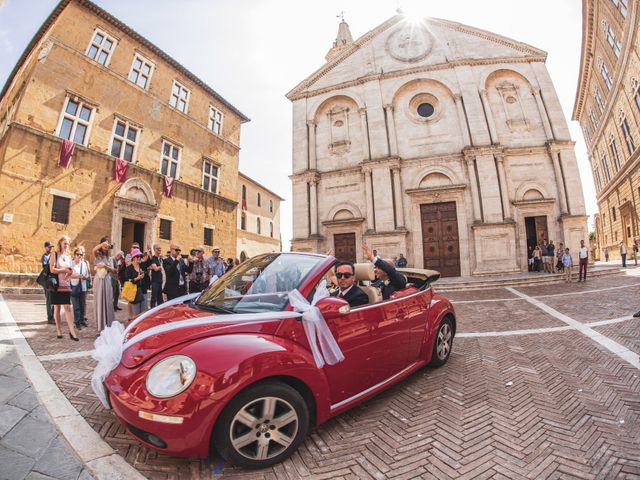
{"left": 163, "top": 244, "right": 189, "bottom": 299}
{"left": 331, "top": 261, "right": 369, "bottom": 307}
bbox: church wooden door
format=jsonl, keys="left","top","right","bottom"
{"left": 421, "top": 202, "right": 460, "bottom": 277}
{"left": 334, "top": 233, "right": 356, "bottom": 263}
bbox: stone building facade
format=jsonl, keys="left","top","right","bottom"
{"left": 288, "top": 15, "right": 588, "bottom": 276}
{"left": 0, "top": 0, "right": 248, "bottom": 279}
{"left": 236, "top": 172, "right": 283, "bottom": 260}
{"left": 573, "top": 0, "right": 639, "bottom": 261}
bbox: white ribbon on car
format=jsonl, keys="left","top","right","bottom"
{"left": 288, "top": 280, "right": 345, "bottom": 368}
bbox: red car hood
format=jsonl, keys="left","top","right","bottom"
{"left": 121, "top": 304, "right": 285, "bottom": 368}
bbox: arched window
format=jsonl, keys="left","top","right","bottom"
{"left": 241, "top": 213, "right": 246, "bottom": 230}
{"left": 257, "top": 192, "right": 261, "bottom": 207}
{"left": 269, "top": 222, "right": 274, "bottom": 238}
{"left": 269, "top": 199, "right": 273, "bottom": 213}
{"left": 257, "top": 218, "right": 261, "bottom": 234}
{"left": 241, "top": 185, "right": 246, "bottom": 200}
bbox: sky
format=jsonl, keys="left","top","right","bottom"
{"left": 0, "top": 0, "right": 596, "bottom": 249}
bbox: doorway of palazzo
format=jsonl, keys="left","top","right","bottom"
{"left": 525, "top": 215, "right": 549, "bottom": 265}
{"left": 420, "top": 201, "right": 460, "bottom": 277}
{"left": 334, "top": 233, "right": 356, "bottom": 263}
{"left": 121, "top": 218, "right": 146, "bottom": 251}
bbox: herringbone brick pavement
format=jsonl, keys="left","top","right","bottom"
{"left": 540, "top": 286, "right": 640, "bottom": 323}
{"left": 4, "top": 285, "right": 640, "bottom": 479}
{"left": 516, "top": 276, "right": 639, "bottom": 297}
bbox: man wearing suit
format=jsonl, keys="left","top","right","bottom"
{"left": 163, "top": 244, "right": 189, "bottom": 300}
{"left": 363, "top": 244, "right": 407, "bottom": 300}
{"left": 331, "top": 261, "right": 369, "bottom": 307}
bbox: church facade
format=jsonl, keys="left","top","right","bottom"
{"left": 288, "top": 15, "right": 588, "bottom": 276}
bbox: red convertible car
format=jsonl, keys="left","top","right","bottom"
{"left": 103, "top": 252, "right": 456, "bottom": 468}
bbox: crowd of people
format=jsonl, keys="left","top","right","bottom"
{"left": 528, "top": 239, "right": 590, "bottom": 283}
{"left": 40, "top": 235, "right": 238, "bottom": 341}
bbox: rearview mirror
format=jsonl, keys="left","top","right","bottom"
{"left": 316, "top": 297, "right": 350, "bottom": 320}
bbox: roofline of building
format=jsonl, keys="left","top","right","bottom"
{"left": 572, "top": 0, "right": 593, "bottom": 121}
{"left": 239, "top": 171, "right": 286, "bottom": 201}
{"left": 0, "top": 0, "right": 250, "bottom": 123}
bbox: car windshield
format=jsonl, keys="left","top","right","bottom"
{"left": 194, "top": 253, "right": 325, "bottom": 313}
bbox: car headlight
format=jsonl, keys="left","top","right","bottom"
{"left": 146, "top": 355, "right": 197, "bottom": 398}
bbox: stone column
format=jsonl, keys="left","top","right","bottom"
{"left": 359, "top": 108, "right": 371, "bottom": 161}
{"left": 384, "top": 104, "right": 398, "bottom": 157}
{"left": 454, "top": 94, "right": 471, "bottom": 146}
{"left": 479, "top": 89, "right": 498, "bottom": 144}
{"left": 495, "top": 154, "right": 511, "bottom": 219}
{"left": 391, "top": 166, "right": 404, "bottom": 228}
{"left": 363, "top": 167, "right": 375, "bottom": 230}
{"left": 465, "top": 156, "right": 482, "bottom": 222}
{"left": 309, "top": 179, "right": 318, "bottom": 235}
{"left": 307, "top": 120, "right": 317, "bottom": 170}
{"left": 550, "top": 149, "right": 568, "bottom": 214}
{"left": 532, "top": 87, "right": 553, "bottom": 140}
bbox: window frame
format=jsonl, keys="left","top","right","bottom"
{"left": 208, "top": 105, "right": 224, "bottom": 135}
{"left": 51, "top": 195, "right": 71, "bottom": 224}
{"left": 269, "top": 221, "right": 274, "bottom": 238}
{"left": 269, "top": 199, "right": 273, "bottom": 213}
{"left": 620, "top": 115, "right": 636, "bottom": 155}
{"left": 201, "top": 159, "right": 220, "bottom": 194}
{"left": 606, "top": 25, "right": 621, "bottom": 58}
{"left": 109, "top": 117, "right": 140, "bottom": 162}
{"left": 170, "top": 80, "right": 190, "bottom": 114}
{"left": 257, "top": 192, "right": 261, "bottom": 207}
{"left": 204, "top": 227, "right": 213, "bottom": 246}
{"left": 55, "top": 96, "right": 95, "bottom": 146}
{"left": 600, "top": 61, "right": 613, "bottom": 90}
{"left": 256, "top": 217, "right": 261, "bottom": 235}
{"left": 160, "top": 139, "right": 181, "bottom": 179}
{"left": 241, "top": 212, "right": 246, "bottom": 230}
{"left": 594, "top": 88, "right": 606, "bottom": 113}
{"left": 128, "top": 53, "right": 155, "bottom": 90}
{"left": 85, "top": 28, "right": 117, "bottom": 66}
{"left": 159, "top": 218, "right": 172, "bottom": 240}
{"left": 609, "top": 135, "right": 622, "bottom": 170}
{"left": 601, "top": 151, "right": 612, "bottom": 182}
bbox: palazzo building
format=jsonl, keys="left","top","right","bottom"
{"left": 0, "top": 0, "right": 248, "bottom": 279}
{"left": 237, "top": 172, "right": 283, "bottom": 261}
{"left": 573, "top": 0, "right": 638, "bottom": 261}
{"left": 288, "top": 15, "right": 588, "bottom": 276}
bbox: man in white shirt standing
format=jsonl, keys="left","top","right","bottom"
{"left": 578, "top": 240, "right": 589, "bottom": 282}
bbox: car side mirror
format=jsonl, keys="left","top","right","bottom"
{"left": 316, "top": 297, "right": 350, "bottom": 320}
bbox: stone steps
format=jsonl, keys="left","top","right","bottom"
{"left": 435, "top": 266, "right": 626, "bottom": 291}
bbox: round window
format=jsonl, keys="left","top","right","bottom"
{"left": 417, "top": 103, "right": 434, "bottom": 118}
{"left": 506, "top": 96, "right": 517, "bottom": 104}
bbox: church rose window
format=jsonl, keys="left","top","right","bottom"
{"left": 417, "top": 102, "right": 434, "bottom": 118}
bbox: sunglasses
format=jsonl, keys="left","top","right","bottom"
{"left": 335, "top": 273, "right": 353, "bottom": 279}
{"left": 173, "top": 248, "right": 181, "bottom": 252}
{"left": 75, "top": 253, "right": 84, "bottom": 256}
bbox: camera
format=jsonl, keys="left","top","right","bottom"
{"left": 108, "top": 243, "right": 114, "bottom": 249}
{"left": 190, "top": 249, "right": 197, "bottom": 256}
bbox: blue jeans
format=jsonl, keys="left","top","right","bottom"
{"left": 43, "top": 287, "right": 53, "bottom": 322}
{"left": 150, "top": 282, "right": 164, "bottom": 309}
{"left": 71, "top": 291, "right": 86, "bottom": 327}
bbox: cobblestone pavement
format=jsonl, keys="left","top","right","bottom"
{"left": 2, "top": 274, "right": 640, "bottom": 479}
{"left": 0, "top": 340, "right": 93, "bottom": 480}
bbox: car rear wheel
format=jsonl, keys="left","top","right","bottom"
{"left": 214, "top": 381, "right": 309, "bottom": 468}
{"left": 429, "top": 317, "right": 454, "bottom": 367}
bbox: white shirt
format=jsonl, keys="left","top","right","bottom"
{"left": 579, "top": 247, "right": 588, "bottom": 259}
{"left": 70, "top": 260, "right": 88, "bottom": 292}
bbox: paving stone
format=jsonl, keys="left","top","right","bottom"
{"left": 8, "top": 387, "right": 39, "bottom": 413}
{"left": 32, "top": 436, "right": 82, "bottom": 480}
{"left": 0, "top": 404, "right": 28, "bottom": 437}
{"left": 25, "top": 472, "right": 58, "bottom": 480}
{"left": 0, "top": 443, "right": 36, "bottom": 480}
{"left": 76, "top": 469, "right": 95, "bottom": 480}
{"left": 0, "top": 415, "right": 57, "bottom": 459}
{"left": 0, "top": 374, "right": 29, "bottom": 404}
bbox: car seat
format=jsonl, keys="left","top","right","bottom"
{"left": 353, "top": 263, "right": 382, "bottom": 304}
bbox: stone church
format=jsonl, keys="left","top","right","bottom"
{"left": 288, "top": 14, "right": 588, "bottom": 276}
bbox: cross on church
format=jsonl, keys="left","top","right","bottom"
{"left": 336, "top": 10, "right": 345, "bottom": 21}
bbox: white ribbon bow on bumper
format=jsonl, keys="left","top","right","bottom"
{"left": 287, "top": 280, "right": 345, "bottom": 368}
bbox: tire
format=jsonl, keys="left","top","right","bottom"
{"left": 429, "top": 317, "right": 454, "bottom": 367}
{"left": 213, "top": 381, "right": 310, "bottom": 469}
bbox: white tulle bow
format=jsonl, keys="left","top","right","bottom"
{"left": 288, "top": 280, "right": 345, "bottom": 368}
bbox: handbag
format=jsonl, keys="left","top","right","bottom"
{"left": 38, "top": 253, "right": 59, "bottom": 292}
{"left": 121, "top": 281, "right": 138, "bottom": 303}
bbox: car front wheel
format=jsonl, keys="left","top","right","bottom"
{"left": 214, "top": 381, "right": 310, "bottom": 468}
{"left": 429, "top": 317, "right": 454, "bottom": 367}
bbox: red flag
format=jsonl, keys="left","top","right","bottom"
{"left": 241, "top": 198, "right": 247, "bottom": 210}
{"left": 58, "top": 139, "right": 75, "bottom": 168}
{"left": 163, "top": 175, "right": 174, "bottom": 198}
{"left": 113, "top": 158, "right": 128, "bottom": 183}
